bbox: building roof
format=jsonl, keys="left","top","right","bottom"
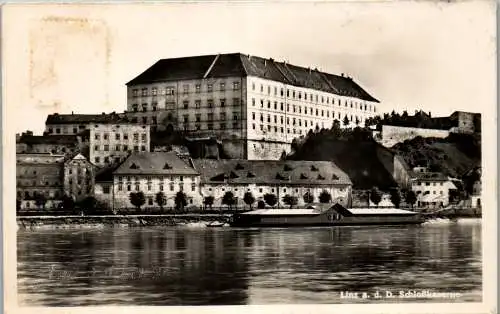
{"left": 17, "top": 135, "right": 79, "bottom": 145}
{"left": 45, "top": 112, "right": 130, "bottom": 125}
{"left": 191, "top": 159, "right": 352, "bottom": 186}
{"left": 95, "top": 163, "right": 123, "bottom": 182}
{"left": 412, "top": 172, "right": 449, "bottom": 182}
{"left": 114, "top": 152, "right": 198, "bottom": 176}
{"left": 126, "top": 53, "right": 379, "bottom": 102}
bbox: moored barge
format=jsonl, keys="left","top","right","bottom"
{"left": 230, "top": 204, "right": 423, "bottom": 227}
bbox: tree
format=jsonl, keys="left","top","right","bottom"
{"left": 319, "top": 190, "right": 332, "bottom": 204}
{"left": 79, "top": 196, "right": 99, "bottom": 214}
{"left": 34, "top": 192, "right": 47, "bottom": 210}
{"left": 405, "top": 190, "right": 417, "bottom": 209}
{"left": 369, "top": 187, "right": 382, "bottom": 207}
{"left": 174, "top": 191, "right": 187, "bottom": 212}
{"left": 61, "top": 194, "right": 76, "bottom": 211}
{"left": 390, "top": 189, "right": 401, "bottom": 208}
{"left": 204, "top": 196, "right": 214, "bottom": 211}
{"left": 343, "top": 115, "right": 350, "bottom": 127}
{"left": 243, "top": 192, "right": 255, "bottom": 209}
{"left": 257, "top": 200, "right": 266, "bottom": 209}
{"left": 282, "top": 194, "right": 298, "bottom": 209}
{"left": 222, "top": 191, "right": 237, "bottom": 211}
{"left": 129, "top": 192, "right": 146, "bottom": 211}
{"left": 264, "top": 193, "right": 278, "bottom": 207}
{"left": 155, "top": 192, "right": 166, "bottom": 210}
{"left": 303, "top": 192, "right": 314, "bottom": 204}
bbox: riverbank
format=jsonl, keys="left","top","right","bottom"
{"left": 17, "top": 214, "right": 231, "bottom": 230}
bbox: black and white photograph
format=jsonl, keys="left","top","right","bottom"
{"left": 2, "top": 1, "right": 497, "bottom": 313}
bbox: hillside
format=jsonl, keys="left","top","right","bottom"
{"left": 390, "top": 133, "right": 481, "bottom": 178}
{"left": 287, "top": 128, "right": 481, "bottom": 189}
{"left": 287, "top": 129, "right": 397, "bottom": 189}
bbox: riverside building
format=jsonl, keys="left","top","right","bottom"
{"left": 192, "top": 159, "right": 353, "bottom": 208}
{"left": 125, "top": 53, "right": 379, "bottom": 160}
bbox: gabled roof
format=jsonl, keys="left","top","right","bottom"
{"left": 45, "top": 113, "right": 130, "bottom": 125}
{"left": 126, "top": 53, "right": 379, "bottom": 102}
{"left": 192, "top": 159, "right": 351, "bottom": 186}
{"left": 114, "top": 152, "right": 198, "bottom": 176}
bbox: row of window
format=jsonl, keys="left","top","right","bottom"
{"left": 116, "top": 182, "right": 196, "bottom": 193}
{"left": 93, "top": 144, "right": 148, "bottom": 152}
{"left": 252, "top": 113, "right": 364, "bottom": 126}
{"left": 413, "top": 182, "right": 445, "bottom": 186}
{"left": 179, "top": 122, "right": 240, "bottom": 131}
{"left": 132, "top": 82, "right": 241, "bottom": 97}
{"left": 416, "top": 190, "right": 444, "bottom": 195}
{"left": 251, "top": 82, "right": 374, "bottom": 111}
{"left": 48, "top": 125, "right": 85, "bottom": 135}
{"left": 94, "top": 132, "right": 147, "bottom": 141}
{"left": 94, "top": 155, "right": 126, "bottom": 164}
{"left": 183, "top": 112, "right": 239, "bottom": 123}
{"left": 205, "top": 186, "right": 346, "bottom": 193}
{"left": 131, "top": 98, "right": 241, "bottom": 112}
{"left": 117, "top": 175, "right": 191, "bottom": 182}
{"left": 252, "top": 98, "right": 375, "bottom": 114}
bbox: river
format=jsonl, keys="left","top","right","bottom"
{"left": 17, "top": 220, "right": 482, "bottom": 306}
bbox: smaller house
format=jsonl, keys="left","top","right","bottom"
{"left": 63, "top": 153, "right": 96, "bottom": 202}
{"left": 110, "top": 152, "right": 202, "bottom": 210}
{"left": 410, "top": 168, "right": 457, "bottom": 208}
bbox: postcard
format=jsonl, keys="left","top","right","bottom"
{"left": 2, "top": 1, "right": 497, "bottom": 314}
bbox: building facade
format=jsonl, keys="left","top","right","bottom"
{"left": 410, "top": 168, "right": 457, "bottom": 208}
{"left": 63, "top": 153, "right": 96, "bottom": 201}
{"left": 16, "top": 133, "right": 85, "bottom": 155}
{"left": 103, "top": 152, "right": 202, "bottom": 210}
{"left": 126, "top": 53, "right": 379, "bottom": 160}
{"left": 192, "top": 159, "right": 352, "bottom": 208}
{"left": 16, "top": 153, "right": 65, "bottom": 210}
{"left": 89, "top": 123, "right": 151, "bottom": 168}
{"left": 44, "top": 112, "right": 126, "bottom": 135}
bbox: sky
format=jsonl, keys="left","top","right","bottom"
{"left": 3, "top": 1, "right": 496, "bottom": 135}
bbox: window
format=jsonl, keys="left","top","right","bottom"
{"left": 123, "top": 144, "right": 128, "bottom": 151}
{"left": 280, "top": 102, "right": 284, "bottom": 110}
{"left": 183, "top": 101, "right": 189, "bottom": 109}
{"left": 115, "top": 133, "right": 121, "bottom": 140}
{"left": 221, "top": 123, "right": 226, "bottom": 130}
{"left": 142, "top": 88, "right": 148, "bottom": 96}
{"left": 233, "top": 98, "right": 240, "bottom": 106}
{"left": 267, "top": 115, "right": 270, "bottom": 123}
{"left": 220, "top": 112, "right": 226, "bottom": 120}
{"left": 73, "top": 127, "right": 77, "bottom": 134}
{"left": 207, "top": 84, "right": 213, "bottom": 92}
{"left": 133, "top": 89, "right": 138, "bottom": 97}
{"left": 195, "top": 100, "right": 201, "bottom": 108}
{"left": 141, "top": 145, "right": 146, "bottom": 152}
{"left": 103, "top": 186, "right": 110, "bottom": 194}
{"left": 115, "top": 144, "right": 121, "bottom": 151}
{"left": 252, "top": 112, "right": 256, "bottom": 120}
{"left": 267, "top": 86, "right": 271, "bottom": 94}
{"left": 148, "top": 198, "right": 153, "bottom": 205}
{"left": 94, "top": 145, "right": 99, "bottom": 151}
{"left": 233, "top": 82, "right": 240, "bottom": 90}
{"left": 95, "top": 134, "right": 100, "bottom": 140}
{"left": 220, "top": 99, "right": 226, "bottom": 107}
{"left": 207, "top": 123, "right": 213, "bottom": 130}
{"left": 252, "top": 82, "right": 256, "bottom": 90}
{"left": 220, "top": 82, "right": 225, "bottom": 91}
{"left": 274, "top": 101, "right": 277, "bottom": 109}
{"left": 208, "top": 99, "right": 214, "bottom": 108}
{"left": 195, "top": 84, "right": 201, "bottom": 93}
{"left": 232, "top": 122, "right": 238, "bottom": 129}
{"left": 196, "top": 114, "right": 201, "bottom": 122}
{"left": 123, "top": 133, "right": 128, "bottom": 140}
{"left": 95, "top": 157, "right": 100, "bottom": 163}
{"left": 134, "top": 145, "right": 139, "bottom": 152}
{"left": 152, "top": 103, "right": 157, "bottom": 111}
{"left": 104, "top": 144, "right": 109, "bottom": 151}
{"left": 183, "top": 115, "right": 189, "bottom": 123}
{"left": 142, "top": 117, "right": 148, "bottom": 124}
{"left": 252, "top": 124, "right": 255, "bottom": 130}
{"left": 183, "top": 85, "right": 189, "bottom": 94}
{"left": 252, "top": 98, "right": 255, "bottom": 106}
{"left": 191, "top": 183, "right": 196, "bottom": 191}
{"left": 142, "top": 103, "right": 148, "bottom": 112}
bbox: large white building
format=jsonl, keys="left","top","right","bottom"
{"left": 125, "top": 53, "right": 379, "bottom": 160}
{"left": 410, "top": 167, "right": 457, "bottom": 208}
{"left": 192, "top": 159, "right": 352, "bottom": 208}
{"left": 95, "top": 152, "right": 202, "bottom": 211}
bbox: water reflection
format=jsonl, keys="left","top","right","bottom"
{"left": 17, "top": 222, "right": 482, "bottom": 306}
